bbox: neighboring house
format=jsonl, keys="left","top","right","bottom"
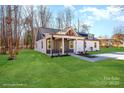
{"left": 98, "top": 34, "right": 124, "bottom": 48}
{"left": 98, "top": 38, "right": 113, "bottom": 48}
{"left": 35, "top": 27, "right": 100, "bottom": 56}
{"left": 112, "top": 34, "right": 124, "bottom": 47}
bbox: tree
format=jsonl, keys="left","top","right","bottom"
{"left": 80, "top": 22, "right": 91, "bottom": 54}
{"left": 23, "top": 6, "right": 52, "bottom": 49}
{"left": 80, "top": 23, "right": 91, "bottom": 33}
{"left": 0, "top": 6, "right": 7, "bottom": 54}
{"left": 0, "top": 6, "right": 2, "bottom": 53}
{"left": 77, "top": 18, "right": 80, "bottom": 32}
{"left": 38, "top": 5, "right": 52, "bottom": 28}
{"left": 113, "top": 25, "right": 124, "bottom": 34}
{"left": 0, "top": 5, "right": 23, "bottom": 59}
{"left": 64, "top": 7, "right": 74, "bottom": 27}
{"left": 56, "top": 11, "right": 64, "bottom": 29}
{"left": 6, "top": 5, "right": 14, "bottom": 60}
{"left": 112, "top": 25, "right": 124, "bottom": 47}
{"left": 14, "top": 6, "right": 23, "bottom": 54}
{"left": 23, "top": 6, "right": 34, "bottom": 49}
{"left": 24, "top": 30, "right": 32, "bottom": 48}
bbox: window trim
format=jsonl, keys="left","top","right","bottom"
{"left": 69, "top": 40, "right": 73, "bottom": 49}
{"left": 47, "top": 39, "right": 51, "bottom": 50}
{"left": 84, "top": 41, "right": 87, "bottom": 48}
{"left": 41, "top": 41, "right": 43, "bottom": 49}
{"left": 94, "top": 42, "right": 97, "bottom": 48}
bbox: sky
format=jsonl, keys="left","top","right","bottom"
{"left": 47, "top": 5, "right": 124, "bottom": 38}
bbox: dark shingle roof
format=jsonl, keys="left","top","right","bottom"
{"left": 36, "top": 31, "right": 44, "bottom": 41}
{"left": 36, "top": 27, "right": 61, "bottom": 41}
{"left": 77, "top": 32, "right": 88, "bottom": 37}
{"left": 39, "top": 27, "right": 61, "bottom": 34}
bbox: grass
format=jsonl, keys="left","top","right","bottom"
{"left": 89, "top": 47, "right": 124, "bottom": 54}
{"left": 0, "top": 49, "right": 124, "bottom": 88}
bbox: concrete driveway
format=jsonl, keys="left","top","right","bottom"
{"left": 71, "top": 52, "right": 124, "bottom": 62}
{"left": 94, "top": 52, "right": 124, "bottom": 60}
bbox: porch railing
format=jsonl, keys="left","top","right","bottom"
{"left": 46, "top": 49, "right": 73, "bottom": 54}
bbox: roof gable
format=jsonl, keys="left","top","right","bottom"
{"left": 36, "top": 27, "right": 61, "bottom": 41}
{"left": 65, "top": 28, "right": 78, "bottom": 36}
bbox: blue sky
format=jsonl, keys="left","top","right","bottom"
{"left": 47, "top": 5, "right": 124, "bottom": 37}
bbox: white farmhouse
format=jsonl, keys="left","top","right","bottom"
{"left": 35, "top": 27, "right": 99, "bottom": 56}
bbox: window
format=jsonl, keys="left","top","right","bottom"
{"left": 94, "top": 42, "right": 97, "bottom": 48}
{"left": 41, "top": 41, "right": 43, "bottom": 49}
{"left": 69, "top": 41, "right": 73, "bottom": 49}
{"left": 84, "top": 42, "right": 86, "bottom": 48}
{"left": 47, "top": 39, "right": 51, "bottom": 49}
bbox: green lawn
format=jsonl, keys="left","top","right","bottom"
{"left": 89, "top": 47, "right": 124, "bottom": 54}
{"left": 0, "top": 49, "right": 124, "bottom": 88}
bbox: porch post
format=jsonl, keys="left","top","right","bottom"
{"left": 75, "top": 39, "right": 77, "bottom": 54}
{"left": 62, "top": 37, "right": 65, "bottom": 55}
{"left": 84, "top": 39, "right": 85, "bottom": 53}
{"left": 50, "top": 35, "right": 53, "bottom": 56}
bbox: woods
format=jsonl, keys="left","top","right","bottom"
{"left": 0, "top": 5, "right": 22, "bottom": 60}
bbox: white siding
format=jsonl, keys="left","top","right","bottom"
{"left": 74, "top": 40, "right": 100, "bottom": 54}
{"left": 85, "top": 40, "right": 99, "bottom": 51}
{"left": 74, "top": 40, "right": 84, "bottom": 54}
{"left": 34, "top": 38, "right": 100, "bottom": 54}
{"left": 34, "top": 39, "right": 46, "bottom": 54}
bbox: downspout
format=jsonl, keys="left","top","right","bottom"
{"left": 84, "top": 38, "right": 86, "bottom": 54}
{"left": 51, "top": 34, "right": 53, "bottom": 57}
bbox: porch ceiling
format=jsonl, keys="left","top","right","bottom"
{"left": 46, "top": 34, "right": 85, "bottom": 40}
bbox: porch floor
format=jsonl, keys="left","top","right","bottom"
{"left": 46, "top": 53, "right": 71, "bottom": 57}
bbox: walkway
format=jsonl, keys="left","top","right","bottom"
{"left": 71, "top": 52, "right": 124, "bottom": 62}
{"left": 94, "top": 52, "right": 124, "bottom": 60}
{"left": 70, "top": 54, "right": 108, "bottom": 62}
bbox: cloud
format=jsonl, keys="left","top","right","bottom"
{"left": 79, "top": 6, "right": 123, "bottom": 21}
{"left": 79, "top": 7, "right": 109, "bottom": 20}
{"left": 83, "top": 20, "right": 94, "bottom": 27}
{"left": 64, "top": 5, "right": 75, "bottom": 10}
{"left": 115, "top": 15, "right": 124, "bottom": 22}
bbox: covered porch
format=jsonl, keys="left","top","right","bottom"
{"left": 45, "top": 34, "right": 84, "bottom": 56}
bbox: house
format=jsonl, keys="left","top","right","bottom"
{"left": 112, "top": 34, "right": 124, "bottom": 47}
{"left": 98, "top": 38, "right": 113, "bottom": 48}
{"left": 35, "top": 27, "right": 100, "bottom": 56}
{"left": 98, "top": 34, "right": 124, "bottom": 48}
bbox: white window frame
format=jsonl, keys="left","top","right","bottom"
{"left": 69, "top": 40, "right": 73, "bottom": 49}
{"left": 47, "top": 39, "right": 51, "bottom": 50}
{"left": 41, "top": 41, "right": 43, "bottom": 49}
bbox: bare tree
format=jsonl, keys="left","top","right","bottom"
{"left": 112, "top": 25, "right": 124, "bottom": 47}
{"left": 56, "top": 11, "right": 65, "bottom": 29}
{"left": 23, "top": 6, "right": 34, "bottom": 49}
{"left": 0, "top": 5, "right": 24, "bottom": 59}
{"left": 77, "top": 19, "right": 80, "bottom": 32}
{"left": 14, "top": 6, "right": 23, "bottom": 54}
{"left": 0, "top": 6, "right": 7, "bottom": 54}
{"left": 64, "top": 7, "right": 74, "bottom": 27}
{"left": 6, "top": 5, "right": 14, "bottom": 60}
{"left": 113, "top": 25, "right": 124, "bottom": 34}
{"left": 38, "top": 5, "right": 52, "bottom": 28}
{"left": 0, "top": 6, "right": 2, "bottom": 53}
{"left": 80, "top": 23, "right": 91, "bottom": 33}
